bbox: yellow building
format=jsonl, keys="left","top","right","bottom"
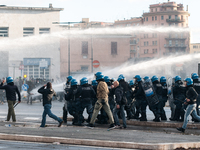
{"left": 190, "top": 43, "right": 200, "bottom": 53}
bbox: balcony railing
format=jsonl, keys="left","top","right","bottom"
{"left": 166, "top": 19, "right": 185, "bottom": 23}
{"left": 165, "top": 37, "right": 187, "bottom": 40}
{"left": 130, "top": 49, "right": 137, "bottom": 53}
{"left": 130, "top": 41, "right": 137, "bottom": 45}
{"left": 164, "top": 44, "right": 187, "bottom": 48}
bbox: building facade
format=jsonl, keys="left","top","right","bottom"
{"left": 190, "top": 43, "right": 200, "bottom": 53}
{"left": 0, "top": 4, "right": 63, "bottom": 80}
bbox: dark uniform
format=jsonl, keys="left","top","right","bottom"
{"left": 119, "top": 79, "right": 134, "bottom": 120}
{"left": 173, "top": 81, "right": 186, "bottom": 121}
{"left": 76, "top": 84, "right": 96, "bottom": 125}
{"left": 161, "top": 82, "right": 168, "bottom": 120}
{"left": 132, "top": 81, "right": 147, "bottom": 121}
{"left": 65, "top": 85, "right": 79, "bottom": 125}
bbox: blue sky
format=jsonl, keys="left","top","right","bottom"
{"left": 1, "top": 0, "right": 199, "bottom": 42}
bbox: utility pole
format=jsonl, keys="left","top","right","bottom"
{"left": 53, "top": 21, "right": 84, "bottom": 76}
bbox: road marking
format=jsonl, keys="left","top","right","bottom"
{"left": 24, "top": 117, "right": 40, "bottom": 120}
{"left": 0, "top": 116, "right": 6, "bottom": 118}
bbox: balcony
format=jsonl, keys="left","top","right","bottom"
{"left": 165, "top": 37, "right": 187, "bottom": 40}
{"left": 130, "top": 49, "right": 137, "bottom": 53}
{"left": 130, "top": 41, "right": 137, "bottom": 45}
{"left": 164, "top": 44, "right": 187, "bottom": 48}
{"left": 166, "top": 18, "right": 185, "bottom": 23}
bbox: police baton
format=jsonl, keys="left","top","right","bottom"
{"left": 13, "top": 102, "right": 20, "bottom": 108}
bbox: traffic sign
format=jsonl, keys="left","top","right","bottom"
{"left": 19, "top": 64, "right": 24, "bottom": 70}
{"left": 93, "top": 60, "right": 100, "bottom": 68}
{"left": 22, "top": 84, "right": 29, "bottom": 91}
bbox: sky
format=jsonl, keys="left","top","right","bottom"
{"left": 1, "top": 0, "right": 199, "bottom": 43}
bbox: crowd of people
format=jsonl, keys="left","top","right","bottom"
{"left": 0, "top": 72, "right": 200, "bottom": 132}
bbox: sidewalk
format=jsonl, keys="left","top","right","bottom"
{"left": 1, "top": 119, "right": 200, "bottom": 150}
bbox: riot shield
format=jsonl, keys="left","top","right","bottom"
{"left": 167, "top": 77, "right": 173, "bottom": 101}
{"left": 141, "top": 79, "right": 159, "bottom": 107}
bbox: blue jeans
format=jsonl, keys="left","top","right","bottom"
{"left": 113, "top": 105, "right": 126, "bottom": 128}
{"left": 41, "top": 104, "right": 63, "bottom": 127}
{"left": 182, "top": 104, "right": 200, "bottom": 129}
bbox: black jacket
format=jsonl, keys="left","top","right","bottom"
{"left": 161, "top": 82, "right": 168, "bottom": 101}
{"left": 193, "top": 79, "right": 200, "bottom": 94}
{"left": 173, "top": 81, "right": 186, "bottom": 102}
{"left": 152, "top": 81, "right": 163, "bottom": 96}
{"left": 132, "top": 81, "right": 146, "bottom": 100}
{"left": 76, "top": 84, "right": 96, "bottom": 101}
{"left": 0, "top": 82, "right": 21, "bottom": 101}
{"left": 114, "top": 86, "right": 123, "bottom": 105}
{"left": 65, "top": 85, "right": 78, "bottom": 101}
{"left": 38, "top": 86, "right": 56, "bottom": 106}
{"left": 186, "top": 86, "right": 198, "bottom": 104}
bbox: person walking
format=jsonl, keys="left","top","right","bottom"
{"left": 38, "top": 82, "right": 63, "bottom": 127}
{"left": 177, "top": 78, "right": 200, "bottom": 133}
{"left": 0, "top": 77, "right": 21, "bottom": 122}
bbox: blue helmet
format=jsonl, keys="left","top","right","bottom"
{"left": 118, "top": 74, "right": 125, "bottom": 79}
{"left": 134, "top": 75, "right": 142, "bottom": 82}
{"left": 6, "top": 76, "right": 13, "bottom": 84}
{"left": 117, "top": 76, "right": 123, "bottom": 82}
{"left": 96, "top": 74, "right": 104, "bottom": 81}
{"left": 191, "top": 73, "right": 199, "bottom": 80}
{"left": 174, "top": 76, "right": 181, "bottom": 82}
{"left": 104, "top": 76, "right": 110, "bottom": 83}
{"left": 71, "top": 79, "right": 78, "bottom": 86}
{"left": 92, "top": 80, "right": 98, "bottom": 86}
{"left": 160, "top": 76, "right": 166, "bottom": 83}
{"left": 143, "top": 76, "right": 150, "bottom": 81}
{"left": 95, "top": 72, "right": 102, "bottom": 77}
{"left": 80, "top": 77, "right": 88, "bottom": 85}
{"left": 151, "top": 75, "right": 158, "bottom": 83}
{"left": 129, "top": 80, "right": 134, "bottom": 86}
{"left": 184, "top": 78, "right": 193, "bottom": 86}
{"left": 67, "top": 76, "right": 73, "bottom": 82}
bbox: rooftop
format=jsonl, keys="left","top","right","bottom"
{"left": 0, "top": 4, "right": 64, "bottom": 11}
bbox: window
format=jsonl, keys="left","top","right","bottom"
{"left": 152, "top": 41, "right": 154, "bottom": 45}
{"left": 175, "top": 40, "right": 178, "bottom": 46}
{"left": 155, "top": 16, "right": 157, "bottom": 21}
{"left": 39, "top": 28, "right": 50, "bottom": 34}
{"left": 161, "top": 16, "right": 164, "bottom": 20}
{"left": 82, "top": 41, "right": 88, "bottom": 55}
{"left": 146, "top": 17, "right": 148, "bottom": 21}
{"left": 144, "top": 49, "right": 149, "bottom": 54}
{"left": 181, "top": 15, "right": 183, "bottom": 20}
{"left": 23, "top": 28, "right": 34, "bottom": 37}
{"left": 153, "top": 49, "right": 157, "bottom": 53}
{"left": 152, "top": 16, "right": 154, "bottom": 21}
{"left": 151, "top": 9, "right": 153, "bottom": 12}
{"left": 175, "top": 15, "right": 178, "bottom": 20}
{"left": 0, "top": 27, "right": 8, "bottom": 37}
{"left": 155, "top": 41, "right": 157, "bottom": 45}
{"left": 169, "top": 40, "right": 172, "bottom": 46}
{"left": 155, "top": 33, "right": 157, "bottom": 38}
{"left": 144, "top": 42, "right": 146, "bottom": 46}
{"left": 81, "top": 66, "right": 89, "bottom": 72}
{"left": 147, "top": 41, "right": 149, "bottom": 46}
{"left": 169, "top": 15, "right": 171, "bottom": 19}
{"left": 111, "top": 42, "right": 117, "bottom": 55}
{"left": 193, "top": 45, "right": 198, "bottom": 49}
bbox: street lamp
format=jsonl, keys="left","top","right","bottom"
{"left": 53, "top": 21, "right": 84, "bottom": 76}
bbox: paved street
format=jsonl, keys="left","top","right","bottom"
{"left": 0, "top": 140, "right": 136, "bottom": 150}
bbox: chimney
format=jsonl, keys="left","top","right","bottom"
{"left": 49, "top": 3, "right": 53, "bottom": 8}
{"left": 186, "top": 5, "right": 188, "bottom": 11}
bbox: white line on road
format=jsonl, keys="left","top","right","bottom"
{"left": 24, "top": 117, "right": 40, "bottom": 120}
{"left": 0, "top": 116, "right": 6, "bottom": 118}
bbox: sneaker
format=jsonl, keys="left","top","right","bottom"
{"left": 108, "top": 123, "right": 115, "bottom": 129}
{"left": 86, "top": 123, "right": 95, "bottom": 128}
{"left": 176, "top": 127, "right": 185, "bottom": 133}
{"left": 115, "top": 125, "right": 121, "bottom": 129}
{"left": 120, "top": 126, "right": 127, "bottom": 129}
{"left": 58, "top": 121, "right": 63, "bottom": 127}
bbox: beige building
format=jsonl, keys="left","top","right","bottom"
{"left": 0, "top": 4, "right": 63, "bottom": 80}
{"left": 190, "top": 43, "right": 200, "bottom": 53}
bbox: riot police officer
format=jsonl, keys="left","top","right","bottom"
{"left": 172, "top": 76, "right": 186, "bottom": 122}
{"left": 132, "top": 75, "right": 147, "bottom": 121}
{"left": 65, "top": 79, "right": 79, "bottom": 125}
{"left": 160, "top": 76, "right": 168, "bottom": 121}
{"left": 76, "top": 77, "right": 96, "bottom": 126}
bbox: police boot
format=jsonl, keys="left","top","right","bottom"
{"left": 153, "top": 112, "right": 160, "bottom": 122}
{"left": 133, "top": 110, "right": 140, "bottom": 119}
{"left": 140, "top": 112, "right": 147, "bottom": 121}
{"left": 176, "top": 127, "right": 185, "bottom": 133}
{"left": 161, "top": 113, "right": 167, "bottom": 121}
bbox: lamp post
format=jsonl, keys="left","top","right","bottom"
{"left": 53, "top": 21, "right": 84, "bottom": 76}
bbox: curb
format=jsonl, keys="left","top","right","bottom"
{"left": 0, "top": 133, "right": 199, "bottom": 150}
